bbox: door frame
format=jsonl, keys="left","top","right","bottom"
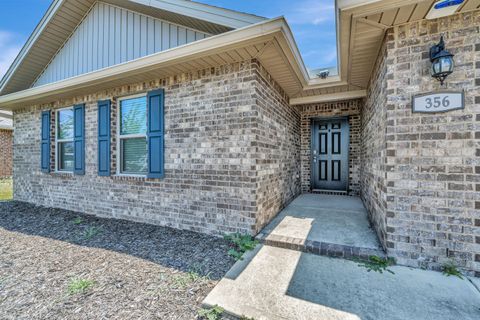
{"left": 309, "top": 116, "right": 350, "bottom": 192}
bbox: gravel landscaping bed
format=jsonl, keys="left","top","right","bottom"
{"left": 0, "top": 201, "right": 235, "bottom": 319}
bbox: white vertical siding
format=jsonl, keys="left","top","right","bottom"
{"left": 34, "top": 2, "right": 210, "bottom": 87}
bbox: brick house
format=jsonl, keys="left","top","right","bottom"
{"left": 0, "top": 112, "right": 13, "bottom": 178}
{"left": 0, "top": 0, "right": 478, "bottom": 276}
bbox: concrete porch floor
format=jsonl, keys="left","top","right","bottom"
{"left": 204, "top": 245, "right": 480, "bottom": 320}
{"left": 257, "top": 194, "right": 384, "bottom": 258}
{"left": 205, "top": 193, "right": 480, "bottom": 319}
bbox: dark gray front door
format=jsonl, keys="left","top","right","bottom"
{"left": 311, "top": 118, "right": 349, "bottom": 191}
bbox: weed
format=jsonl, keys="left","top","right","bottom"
{"left": 84, "top": 226, "right": 101, "bottom": 240}
{"left": 73, "top": 217, "right": 84, "bottom": 225}
{"left": 198, "top": 305, "right": 224, "bottom": 320}
{"left": 227, "top": 249, "right": 244, "bottom": 260}
{"left": 67, "top": 278, "right": 95, "bottom": 295}
{"left": 442, "top": 261, "right": 463, "bottom": 279}
{"left": 357, "top": 256, "right": 395, "bottom": 274}
{"left": 224, "top": 233, "right": 258, "bottom": 261}
{"left": 172, "top": 270, "right": 210, "bottom": 289}
{"left": 189, "top": 262, "right": 211, "bottom": 277}
{"left": 240, "top": 316, "right": 255, "bottom": 320}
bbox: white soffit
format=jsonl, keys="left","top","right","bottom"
{"left": 0, "top": 17, "right": 309, "bottom": 110}
{"left": 0, "top": 0, "right": 266, "bottom": 96}
{"left": 334, "top": 0, "right": 480, "bottom": 91}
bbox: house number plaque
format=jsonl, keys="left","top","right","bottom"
{"left": 412, "top": 91, "right": 464, "bottom": 113}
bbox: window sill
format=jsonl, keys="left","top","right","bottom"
{"left": 53, "top": 171, "right": 74, "bottom": 175}
{"left": 50, "top": 171, "right": 75, "bottom": 179}
{"left": 111, "top": 174, "right": 165, "bottom": 182}
{"left": 112, "top": 174, "right": 147, "bottom": 182}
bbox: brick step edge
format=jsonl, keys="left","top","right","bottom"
{"left": 256, "top": 232, "right": 386, "bottom": 262}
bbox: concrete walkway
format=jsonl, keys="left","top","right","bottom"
{"left": 204, "top": 245, "right": 480, "bottom": 320}
{"left": 257, "top": 194, "right": 383, "bottom": 258}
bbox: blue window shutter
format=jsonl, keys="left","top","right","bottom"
{"left": 147, "top": 89, "right": 165, "bottom": 179}
{"left": 74, "top": 104, "right": 85, "bottom": 175}
{"left": 97, "top": 100, "right": 111, "bottom": 176}
{"left": 41, "top": 110, "right": 51, "bottom": 173}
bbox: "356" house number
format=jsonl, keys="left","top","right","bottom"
{"left": 412, "top": 91, "right": 464, "bottom": 113}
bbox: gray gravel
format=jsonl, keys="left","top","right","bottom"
{"left": 0, "top": 201, "right": 234, "bottom": 319}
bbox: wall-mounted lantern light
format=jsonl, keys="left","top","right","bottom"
{"left": 429, "top": 35, "right": 454, "bottom": 86}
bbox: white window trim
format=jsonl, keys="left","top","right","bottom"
{"left": 116, "top": 93, "right": 148, "bottom": 177}
{"left": 55, "top": 106, "right": 74, "bottom": 173}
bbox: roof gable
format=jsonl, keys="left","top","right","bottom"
{"left": 0, "top": 0, "right": 265, "bottom": 95}
{"left": 34, "top": 2, "right": 211, "bottom": 87}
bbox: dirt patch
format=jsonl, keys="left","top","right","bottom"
{"left": 0, "top": 201, "right": 234, "bottom": 319}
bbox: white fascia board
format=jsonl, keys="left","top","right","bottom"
{"left": 337, "top": 0, "right": 383, "bottom": 10}
{"left": 0, "top": 111, "right": 13, "bottom": 120}
{"left": 307, "top": 76, "right": 346, "bottom": 88}
{"left": 0, "top": 17, "right": 308, "bottom": 109}
{"left": 290, "top": 90, "right": 366, "bottom": 105}
{"left": 135, "top": 0, "right": 266, "bottom": 28}
{"left": 0, "top": 0, "right": 65, "bottom": 93}
{"left": 275, "top": 16, "right": 311, "bottom": 86}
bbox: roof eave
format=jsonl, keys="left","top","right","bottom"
{"left": 0, "top": 17, "right": 310, "bottom": 110}
{"left": 0, "top": 0, "right": 268, "bottom": 96}
{"left": 0, "top": 0, "right": 65, "bottom": 94}
{"left": 142, "top": 0, "right": 267, "bottom": 27}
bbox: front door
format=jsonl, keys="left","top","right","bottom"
{"left": 311, "top": 118, "right": 349, "bottom": 191}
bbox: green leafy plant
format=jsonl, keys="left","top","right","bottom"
{"left": 67, "top": 278, "right": 95, "bottom": 295}
{"left": 198, "top": 305, "right": 224, "bottom": 320}
{"left": 357, "top": 256, "right": 395, "bottom": 274}
{"left": 224, "top": 233, "right": 258, "bottom": 261}
{"left": 240, "top": 316, "right": 255, "bottom": 320}
{"left": 442, "top": 261, "right": 463, "bottom": 279}
{"left": 84, "top": 226, "right": 101, "bottom": 240}
{"left": 73, "top": 217, "right": 84, "bottom": 225}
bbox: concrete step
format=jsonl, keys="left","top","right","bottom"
{"left": 256, "top": 232, "right": 386, "bottom": 262}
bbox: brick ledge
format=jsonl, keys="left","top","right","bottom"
{"left": 256, "top": 232, "right": 386, "bottom": 262}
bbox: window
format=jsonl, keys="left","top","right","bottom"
{"left": 118, "top": 95, "right": 148, "bottom": 175}
{"left": 56, "top": 108, "right": 74, "bottom": 172}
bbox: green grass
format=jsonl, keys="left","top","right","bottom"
{"left": 67, "top": 278, "right": 95, "bottom": 295}
{"left": 0, "top": 178, "right": 12, "bottom": 201}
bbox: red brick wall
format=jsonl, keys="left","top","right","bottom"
{"left": 0, "top": 129, "right": 13, "bottom": 177}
